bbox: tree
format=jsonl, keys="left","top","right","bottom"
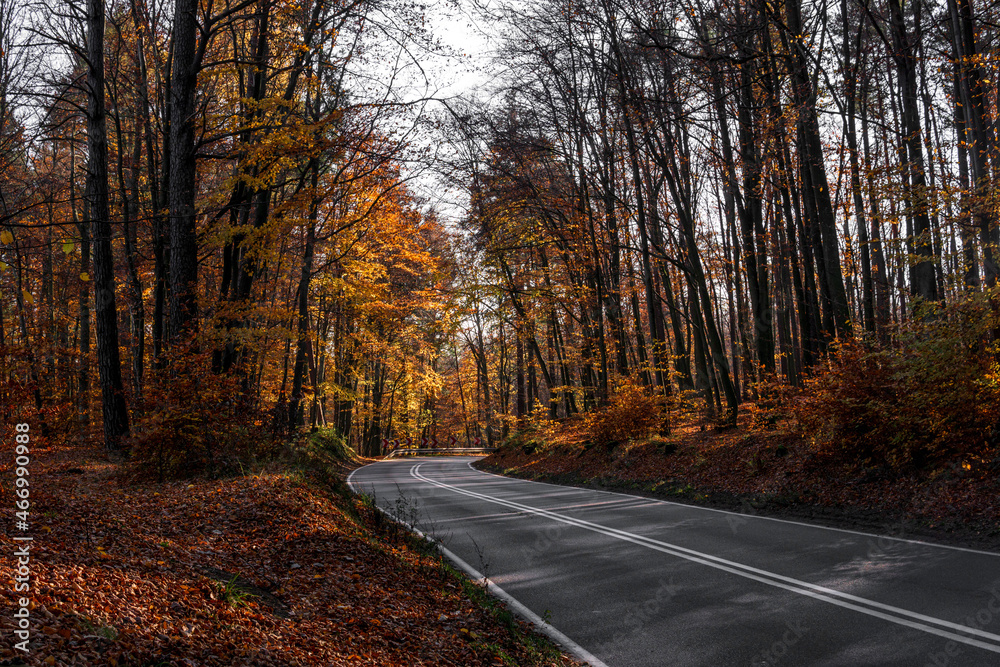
{"left": 86, "top": 0, "right": 129, "bottom": 451}
{"left": 167, "top": 0, "right": 200, "bottom": 340}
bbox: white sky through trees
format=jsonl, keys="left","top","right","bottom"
{"left": 391, "top": 0, "right": 500, "bottom": 223}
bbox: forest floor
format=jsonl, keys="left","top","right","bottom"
{"left": 0, "top": 439, "right": 580, "bottom": 667}
{"left": 478, "top": 409, "right": 1000, "bottom": 553}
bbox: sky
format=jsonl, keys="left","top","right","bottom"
{"left": 350, "top": 0, "right": 515, "bottom": 225}
{"left": 425, "top": 2, "right": 497, "bottom": 99}
{"left": 396, "top": 1, "right": 502, "bottom": 224}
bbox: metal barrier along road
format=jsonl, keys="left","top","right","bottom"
{"left": 379, "top": 435, "right": 494, "bottom": 459}
{"left": 383, "top": 447, "right": 496, "bottom": 459}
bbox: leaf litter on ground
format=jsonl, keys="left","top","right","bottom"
{"left": 0, "top": 439, "right": 581, "bottom": 667}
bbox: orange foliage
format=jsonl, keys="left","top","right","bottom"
{"left": 794, "top": 293, "right": 1000, "bottom": 469}
{"left": 126, "top": 349, "right": 282, "bottom": 480}
{"left": 583, "top": 376, "right": 665, "bottom": 447}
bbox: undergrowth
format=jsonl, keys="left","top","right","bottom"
{"left": 123, "top": 339, "right": 358, "bottom": 482}
{"left": 501, "top": 375, "right": 683, "bottom": 454}
{"left": 124, "top": 349, "right": 283, "bottom": 480}
{"left": 794, "top": 290, "right": 1000, "bottom": 470}
{"left": 583, "top": 375, "right": 666, "bottom": 447}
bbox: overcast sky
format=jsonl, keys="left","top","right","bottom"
{"left": 393, "top": 0, "right": 501, "bottom": 223}
{"left": 427, "top": 3, "right": 495, "bottom": 98}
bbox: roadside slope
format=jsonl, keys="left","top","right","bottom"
{"left": 0, "top": 441, "right": 578, "bottom": 666}
{"left": 477, "top": 421, "right": 1000, "bottom": 553}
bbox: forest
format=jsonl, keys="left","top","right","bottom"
{"left": 1, "top": 0, "right": 999, "bottom": 473}
{"left": 5, "top": 0, "right": 1000, "bottom": 663}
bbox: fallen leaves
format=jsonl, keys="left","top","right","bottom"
{"left": 0, "top": 442, "right": 580, "bottom": 666}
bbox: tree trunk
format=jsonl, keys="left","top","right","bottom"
{"left": 784, "top": 0, "right": 851, "bottom": 335}
{"left": 887, "top": 0, "right": 938, "bottom": 301}
{"left": 71, "top": 140, "right": 92, "bottom": 425}
{"left": 87, "top": 0, "right": 130, "bottom": 452}
{"left": 949, "top": 0, "right": 997, "bottom": 289}
{"left": 168, "top": 0, "right": 201, "bottom": 339}
{"left": 288, "top": 205, "right": 316, "bottom": 432}
{"left": 736, "top": 52, "right": 774, "bottom": 374}
{"left": 843, "top": 0, "right": 876, "bottom": 331}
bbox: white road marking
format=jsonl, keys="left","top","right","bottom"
{"left": 346, "top": 464, "right": 609, "bottom": 667}
{"left": 432, "top": 511, "right": 526, "bottom": 524}
{"left": 410, "top": 462, "right": 1000, "bottom": 654}
{"left": 468, "top": 461, "right": 1000, "bottom": 558}
{"left": 435, "top": 538, "right": 611, "bottom": 667}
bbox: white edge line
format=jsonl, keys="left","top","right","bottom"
{"left": 468, "top": 461, "right": 1000, "bottom": 558}
{"left": 437, "top": 540, "right": 610, "bottom": 667}
{"left": 414, "top": 465, "right": 1000, "bottom": 650}
{"left": 345, "top": 466, "right": 608, "bottom": 667}
{"left": 418, "top": 465, "right": 1000, "bottom": 654}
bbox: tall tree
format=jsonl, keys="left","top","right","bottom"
{"left": 86, "top": 0, "right": 129, "bottom": 451}
{"left": 167, "top": 0, "right": 201, "bottom": 340}
{"left": 886, "top": 0, "right": 938, "bottom": 301}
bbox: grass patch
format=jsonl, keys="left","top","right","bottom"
{"left": 450, "top": 564, "right": 568, "bottom": 666}
{"left": 213, "top": 575, "right": 257, "bottom": 608}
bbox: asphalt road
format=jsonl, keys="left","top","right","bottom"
{"left": 347, "top": 457, "right": 1000, "bottom": 667}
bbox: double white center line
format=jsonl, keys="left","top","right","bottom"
{"left": 411, "top": 463, "right": 1000, "bottom": 654}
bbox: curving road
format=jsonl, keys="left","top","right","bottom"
{"left": 347, "top": 457, "right": 1000, "bottom": 667}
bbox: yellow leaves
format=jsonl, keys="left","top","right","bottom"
{"left": 22, "top": 290, "right": 33, "bottom": 305}
{"left": 62, "top": 241, "right": 75, "bottom": 254}
{"left": 80, "top": 272, "right": 90, "bottom": 282}
{"left": 0, "top": 229, "right": 12, "bottom": 244}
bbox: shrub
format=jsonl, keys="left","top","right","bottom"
{"left": 649, "top": 437, "right": 679, "bottom": 455}
{"left": 0, "top": 345, "right": 82, "bottom": 447}
{"left": 585, "top": 375, "right": 665, "bottom": 447}
{"left": 126, "top": 350, "right": 281, "bottom": 480}
{"left": 794, "top": 291, "right": 1000, "bottom": 469}
{"left": 307, "top": 428, "right": 355, "bottom": 462}
{"left": 499, "top": 404, "right": 561, "bottom": 453}
{"left": 747, "top": 380, "right": 799, "bottom": 430}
